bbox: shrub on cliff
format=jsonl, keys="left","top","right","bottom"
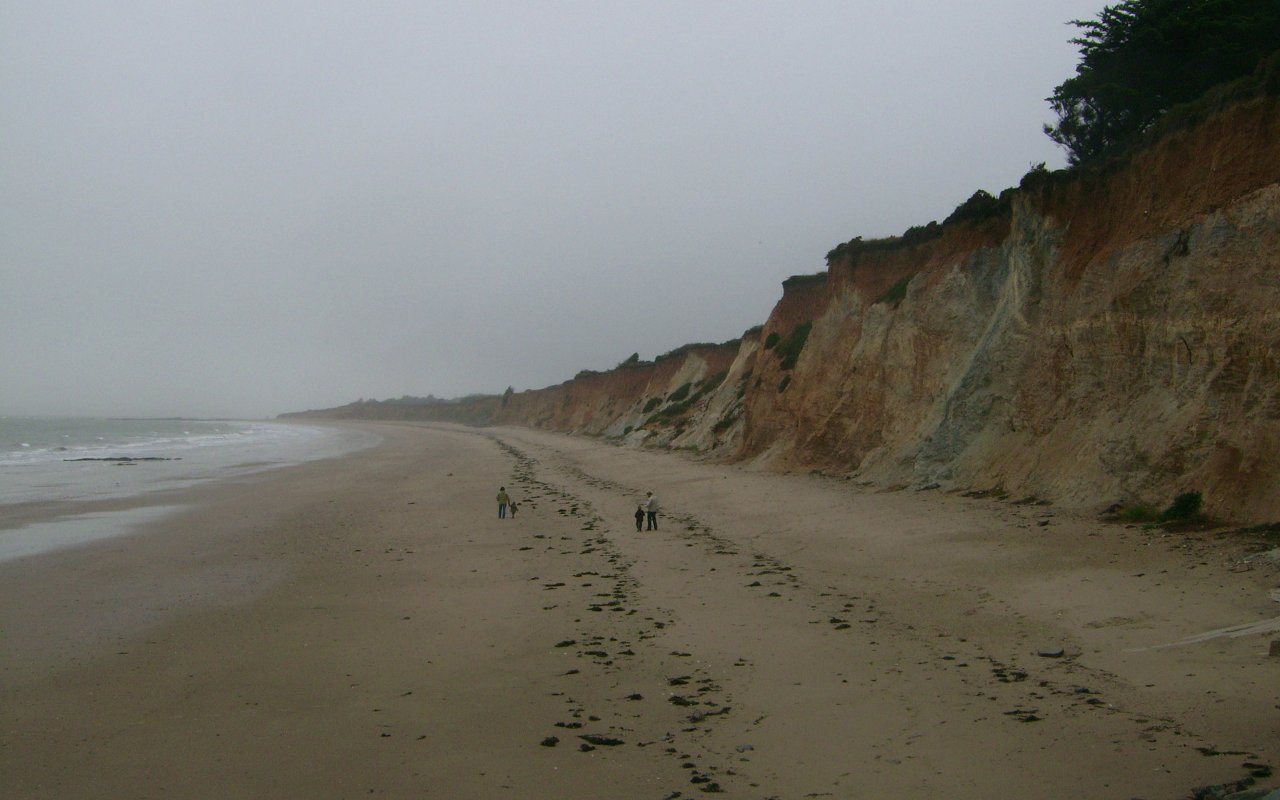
{"left": 781, "top": 272, "right": 827, "bottom": 288}
{"left": 775, "top": 321, "right": 812, "bottom": 371}
{"left": 900, "top": 221, "right": 943, "bottom": 247}
{"left": 712, "top": 411, "right": 738, "bottom": 433}
{"left": 874, "top": 275, "right": 914, "bottom": 307}
{"left": 943, "top": 189, "right": 1010, "bottom": 225}
{"left": 1160, "top": 491, "right": 1203, "bottom": 522}
{"left": 656, "top": 342, "right": 720, "bottom": 362}
{"left": 1110, "top": 490, "right": 1205, "bottom": 526}
{"left": 1046, "top": 0, "right": 1280, "bottom": 165}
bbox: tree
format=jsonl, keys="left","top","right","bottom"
{"left": 1045, "top": 0, "right": 1280, "bottom": 164}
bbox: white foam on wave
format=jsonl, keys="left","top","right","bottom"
{"left": 0, "top": 421, "right": 378, "bottom": 505}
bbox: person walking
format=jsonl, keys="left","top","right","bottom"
{"left": 496, "top": 486, "right": 510, "bottom": 519}
{"left": 644, "top": 491, "right": 659, "bottom": 530}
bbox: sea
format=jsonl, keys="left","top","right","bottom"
{"left": 0, "top": 417, "right": 378, "bottom": 561}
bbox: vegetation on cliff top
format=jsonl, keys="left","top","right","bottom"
{"left": 781, "top": 272, "right": 828, "bottom": 288}
{"left": 826, "top": 0, "right": 1280, "bottom": 267}
{"left": 308, "top": 3, "right": 1280, "bottom": 421}
{"left": 1046, "top": 0, "right": 1280, "bottom": 165}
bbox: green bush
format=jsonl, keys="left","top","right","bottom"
{"left": 668, "top": 382, "right": 692, "bottom": 402}
{"left": 712, "top": 412, "right": 737, "bottom": 433}
{"left": 775, "top": 321, "right": 812, "bottom": 371}
{"left": 1119, "top": 504, "right": 1161, "bottom": 523}
{"left": 875, "top": 275, "right": 913, "bottom": 307}
{"left": 1160, "top": 491, "right": 1203, "bottom": 522}
{"left": 763, "top": 332, "right": 780, "bottom": 350}
{"left": 900, "top": 221, "right": 943, "bottom": 247}
{"left": 943, "top": 189, "right": 1009, "bottom": 225}
{"left": 1112, "top": 491, "right": 1204, "bottom": 525}
{"left": 642, "top": 397, "right": 661, "bottom": 413}
{"left": 656, "top": 342, "right": 720, "bottom": 361}
{"left": 781, "top": 272, "right": 827, "bottom": 288}
{"left": 778, "top": 375, "right": 792, "bottom": 393}
{"left": 1045, "top": 0, "right": 1280, "bottom": 165}
{"left": 659, "top": 399, "right": 693, "bottom": 418}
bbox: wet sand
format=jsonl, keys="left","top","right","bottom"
{"left": 1, "top": 421, "right": 1276, "bottom": 798}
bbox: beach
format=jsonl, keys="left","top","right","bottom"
{"left": 1, "top": 421, "right": 1276, "bottom": 798}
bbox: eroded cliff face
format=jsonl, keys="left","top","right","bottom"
{"left": 493, "top": 343, "right": 742, "bottom": 447}
{"left": 498, "top": 97, "right": 1280, "bottom": 520}
{"left": 723, "top": 96, "right": 1280, "bottom": 521}
{"left": 292, "top": 96, "right": 1280, "bottom": 522}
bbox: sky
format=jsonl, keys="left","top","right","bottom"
{"left": 1, "top": 1, "right": 1107, "bottom": 419}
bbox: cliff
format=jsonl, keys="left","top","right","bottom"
{"left": 286, "top": 94, "right": 1280, "bottom": 522}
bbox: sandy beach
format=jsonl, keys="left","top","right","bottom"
{"left": 1, "top": 421, "right": 1276, "bottom": 799}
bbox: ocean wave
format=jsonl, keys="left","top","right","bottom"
{"left": 0, "top": 420, "right": 375, "bottom": 505}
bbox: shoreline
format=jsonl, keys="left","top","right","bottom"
{"left": 0, "top": 418, "right": 380, "bottom": 508}
{"left": 2, "top": 421, "right": 1276, "bottom": 798}
{"left": 0, "top": 420, "right": 380, "bottom": 561}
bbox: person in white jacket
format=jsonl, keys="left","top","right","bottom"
{"left": 644, "top": 491, "right": 659, "bottom": 530}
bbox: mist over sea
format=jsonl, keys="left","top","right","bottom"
{"left": 0, "top": 417, "right": 377, "bottom": 506}
{"left": 0, "top": 417, "right": 377, "bottom": 560}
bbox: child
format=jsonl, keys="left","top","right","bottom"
{"left": 496, "top": 486, "right": 510, "bottom": 518}
{"left": 634, "top": 504, "right": 645, "bottom": 532}
{"left": 510, "top": 501, "right": 519, "bottom": 518}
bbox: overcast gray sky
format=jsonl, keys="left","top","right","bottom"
{"left": 2, "top": 1, "right": 1105, "bottom": 419}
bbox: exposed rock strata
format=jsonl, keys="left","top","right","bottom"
{"left": 287, "top": 96, "right": 1280, "bottom": 522}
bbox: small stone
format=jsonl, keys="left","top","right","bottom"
{"left": 1037, "top": 647, "right": 1065, "bottom": 658}
{"left": 540, "top": 736, "right": 559, "bottom": 747}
